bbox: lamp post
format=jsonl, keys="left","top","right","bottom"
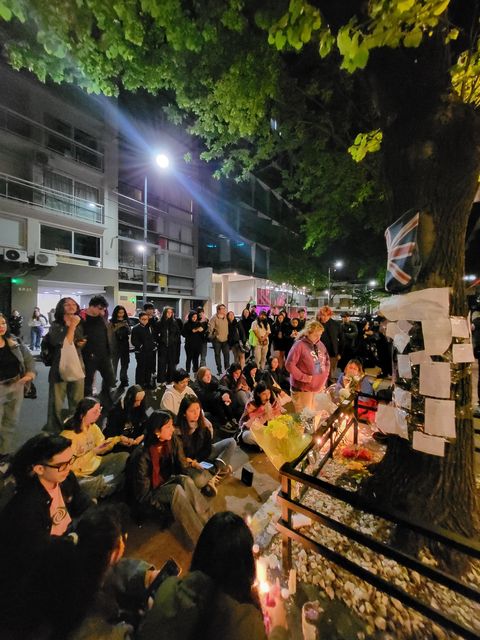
{"left": 141, "top": 153, "right": 170, "bottom": 306}
{"left": 327, "top": 260, "right": 343, "bottom": 307}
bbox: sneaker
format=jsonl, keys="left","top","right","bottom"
{"left": 216, "top": 464, "right": 233, "bottom": 479}
{"left": 221, "top": 421, "right": 238, "bottom": 434}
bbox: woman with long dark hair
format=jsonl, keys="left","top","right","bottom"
{"left": 238, "top": 381, "right": 283, "bottom": 446}
{"left": 105, "top": 384, "right": 147, "bottom": 448}
{"left": 249, "top": 310, "right": 271, "bottom": 369}
{"left": 227, "top": 310, "right": 247, "bottom": 369}
{"left": 156, "top": 306, "right": 182, "bottom": 384}
{"left": 138, "top": 511, "right": 288, "bottom": 640}
{"left": 182, "top": 310, "right": 204, "bottom": 375}
{"left": 28, "top": 306, "right": 47, "bottom": 350}
{"left": 190, "top": 366, "right": 238, "bottom": 432}
{"left": 0, "top": 313, "right": 36, "bottom": 454}
{"left": 61, "top": 397, "right": 130, "bottom": 499}
{"left": 176, "top": 396, "right": 236, "bottom": 497}
{"left": 220, "top": 362, "right": 250, "bottom": 418}
{"left": 46, "top": 297, "right": 86, "bottom": 434}
{"left": 271, "top": 311, "right": 293, "bottom": 369}
{"left": 109, "top": 304, "right": 131, "bottom": 388}
{"left": 128, "top": 410, "right": 212, "bottom": 545}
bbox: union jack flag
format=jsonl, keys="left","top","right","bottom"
{"left": 385, "top": 209, "right": 421, "bottom": 293}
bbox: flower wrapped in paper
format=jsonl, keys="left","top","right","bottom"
{"left": 250, "top": 414, "right": 312, "bottom": 470}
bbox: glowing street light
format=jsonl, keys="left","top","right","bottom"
{"left": 327, "top": 260, "right": 343, "bottom": 306}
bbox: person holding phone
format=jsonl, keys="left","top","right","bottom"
{"left": 176, "top": 396, "right": 236, "bottom": 497}
{"left": 137, "top": 511, "right": 288, "bottom": 640}
{"left": 61, "top": 397, "right": 130, "bottom": 499}
{"left": 128, "top": 411, "right": 213, "bottom": 547}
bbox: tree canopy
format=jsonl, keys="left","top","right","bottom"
{"left": 0, "top": 0, "right": 388, "bottom": 278}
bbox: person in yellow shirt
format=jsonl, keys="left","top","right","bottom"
{"left": 61, "top": 397, "right": 131, "bottom": 499}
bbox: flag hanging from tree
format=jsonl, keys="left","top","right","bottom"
{"left": 385, "top": 209, "right": 421, "bottom": 293}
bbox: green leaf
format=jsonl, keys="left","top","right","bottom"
{"left": 353, "top": 45, "right": 369, "bottom": 70}
{"left": 0, "top": 2, "right": 12, "bottom": 21}
{"left": 403, "top": 28, "right": 423, "bottom": 48}
{"left": 275, "top": 29, "right": 287, "bottom": 49}
{"left": 433, "top": 0, "right": 450, "bottom": 16}
{"left": 301, "top": 21, "right": 312, "bottom": 43}
{"left": 397, "top": 0, "right": 415, "bottom": 11}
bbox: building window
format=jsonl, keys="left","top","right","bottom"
{"left": 40, "top": 225, "right": 101, "bottom": 259}
{"left": 44, "top": 114, "right": 103, "bottom": 170}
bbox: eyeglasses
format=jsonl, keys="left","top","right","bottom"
{"left": 42, "top": 456, "right": 77, "bottom": 472}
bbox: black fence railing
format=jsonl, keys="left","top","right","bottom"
{"left": 277, "top": 397, "right": 480, "bottom": 640}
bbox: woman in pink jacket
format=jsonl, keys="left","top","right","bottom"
{"left": 285, "top": 321, "right": 330, "bottom": 412}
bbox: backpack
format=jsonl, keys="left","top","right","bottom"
{"left": 40, "top": 332, "right": 53, "bottom": 366}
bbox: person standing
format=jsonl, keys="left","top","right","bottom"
{"left": 80, "top": 295, "right": 116, "bottom": 405}
{"left": 316, "top": 306, "right": 344, "bottom": 383}
{"left": 110, "top": 305, "right": 131, "bottom": 388}
{"left": 271, "top": 310, "right": 292, "bottom": 369}
{"left": 227, "top": 310, "right": 247, "bottom": 369}
{"left": 131, "top": 312, "right": 157, "bottom": 388}
{"left": 182, "top": 310, "right": 204, "bottom": 375}
{"left": 8, "top": 310, "right": 23, "bottom": 338}
{"left": 338, "top": 312, "right": 358, "bottom": 370}
{"left": 0, "top": 313, "right": 36, "bottom": 453}
{"left": 249, "top": 310, "right": 271, "bottom": 370}
{"left": 197, "top": 307, "right": 209, "bottom": 368}
{"left": 46, "top": 297, "right": 86, "bottom": 434}
{"left": 285, "top": 320, "right": 330, "bottom": 412}
{"left": 29, "top": 307, "right": 47, "bottom": 350}
{"left": 208, "top": 304, "right": 230, "bottom": 376}
{"left": 296, "top": 308, "right": 307, "bottom": 331}
{"left": 156, "top": 306, "right": 182, "bottom": 384}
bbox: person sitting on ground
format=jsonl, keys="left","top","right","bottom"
{"left": 160, "top": 368, "right": 198, "bottom": 418}
{"left": 137, "top": 511, "right": 288, "bottom": 640}
{"left": 191, "top": 366, "right": 238, "bottom": 432}
{"left": 238, "top": 381, "right": 283, "bottom": 446}
{"left": 104, "top": 384, "right": 148, "bottom": 450}
{"left": 220, "top": 363, "right": 250, "bottom": 419}
{"left": 334, "top": 358, "right": 376, "bottom": 422}
{"left": 243, "top": 360, "right": 260, "bottom": 392}
{"left": 176, "top": 396, "right": 236, "bottom": 497}
{"left": 262, "top": 355, "right": 290, "bottom": 395}
{"left": 61, "top": 397, "right": 131, "bottom": 499}
{"left": 127, "top": 411, "right": 213, "bottom": 547}
{"left": 0, "top": 433, "right": 92, "bottom": 585}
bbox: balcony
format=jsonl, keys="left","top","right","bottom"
{"left": 0, "top": 104, "right": 104, "bottom": 171}
{"left": 0, "top": 172, "right": 104, "bottom": 224}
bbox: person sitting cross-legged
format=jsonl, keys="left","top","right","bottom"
{"left": 176, "top": 396, "right": 236, "bottom": 497}
{"left": 238, "top": 381, "right": 283, "bottom": 447}
{"left": 160, "top": 368, "right": 198, "bottom": 419}
{"left": 191, "top": 366, "right": 238, "bottom": 433}
{"left": 127, "top": 410, "right": 213, "bottom": 547}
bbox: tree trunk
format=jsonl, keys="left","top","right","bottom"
{"left": 358, "top": 40, "right": 480, "bottom": 557}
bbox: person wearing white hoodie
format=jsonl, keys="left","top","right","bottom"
{"left": 160, "top": 368, "right": 198, "bottom": 418}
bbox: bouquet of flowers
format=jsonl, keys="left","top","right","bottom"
{"left": 338, "top": 374, "right": 363, "bottom": 401}
{"left": 250, "top": 414, "right": 312, "bottom": 470}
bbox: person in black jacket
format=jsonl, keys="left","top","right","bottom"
{"left": 156, "top": 307, "right": 182, "bottom": 385}
{"left": 182, "top": 310, "right": 204, "bottom": 375}
{"left": 227, "top": 310, "right": 247, "bottom": 369}
{"left": 131, "top": 312, "right": 157, "bottom": 388}
{"left": 127, "top": 411, "right": 212, "bottom": 546}
{"left": 109, "top": 305, "right": 131, "bottom": 388}
{"left": 105, "top": 384, "right": 148, "bottom": 448}
{"left": 0, "top": 433, "right": 92, "bottom": 613}
{"left": 190, "top": 366, "right": 238, "bottom": 432}
{"left": 316, "top": 306, "right": 344, "bottom": 383}
{"left": 271, "top": 310, "right": 293, "bottom": 369}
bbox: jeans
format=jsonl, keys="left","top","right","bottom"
{"left": 84, "top": 353, "right": 116, "bottom": 405}
{"left": 78, "top": 451, "right": 129, "bottom": 500}
{"left": 150, "top": 475, "right": 212, "bottom": 545}
{"left": 254, "top": 344, "right": 269, "bottom": 369}
{"left": 291, "top": 390, "right": 315, "bottom": 413}
{"left": 185, "top": 345, "right": 201, "bottom": 374}
{"left": 200, "top": 341, "right": 208, "bottom": 367}
{"left": 187, "top": 438, "right": 236, "bottom": 489}
{"left": 212, "top": 340, "right": 230, "bottom": 374}
{"left": 46, "top": 379, "right": 84, "bottom": 434}
{"left": 112, "top": 349, "right": 130, "bottom": 386}
{"left": 0, "top": 380, "right": 23, "bottom": 454}
{"left": 30, "top": 326, "right": 42, "bottom": 349}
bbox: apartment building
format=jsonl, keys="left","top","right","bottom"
{"left": 0, "top": 64, "right": 119, "bottom": 319}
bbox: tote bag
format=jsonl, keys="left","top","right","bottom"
{"left": 59, "top": 339, "right": 85, "bottom": 382}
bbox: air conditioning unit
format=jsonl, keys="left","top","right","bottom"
{"left": 1, "top": 248, "right": 28, "bottom": 263}
{"left": 35, "top": 252, "right": 57, "bottom": 267}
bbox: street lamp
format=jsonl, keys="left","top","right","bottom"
{"left": 327, "top": 260, "right": 343, "bottom": 306}
{"left": 142, "top": 153, "right": 170, "bottom": 306}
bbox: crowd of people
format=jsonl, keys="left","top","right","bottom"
{"left": 0, "top": 295, "right": 389, "bottom": 639}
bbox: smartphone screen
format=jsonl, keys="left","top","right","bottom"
{"left": 199, "top": 461, "right": 214, "bottom": 470}
{"left": 147, "top": 558, "right": 181, "bottom": 597}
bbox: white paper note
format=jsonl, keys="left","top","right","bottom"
{"left": 379, "top": 287, "right": 450, "bottom": 321}
{"left": 397, "top": 354, "right": 412, "bottom": 379}
{"left": 375, "top": 404, "right": 409, "bottom": 439}
{"left": 452, "top": 343, "right": 475, "bottom": 363}
{"left": 409, "top": 350, "right": 431, "bottom": 365}
{"left": 419, "top": 361, "right": 451, "bottom": 398}
{"left": 398, "top": 320, "right": 413, "bottom": 333}
{"left": 386, "top": 322, "right": 401, "bottom": 340}
{"left": 412, "top": 431, "right": 445, "bottom": 457}
{"left": 450, "top": 317, "right": 470, "bottom": 339}
{"left": 394, "top": 386, "right": 412, "bottom": 410}
{"left": 424, "top": 398, "right": 456, "bottom": 438}
{"left": 421, "top": 317, "right": 452, "bottom": 356}
{"left": 393, "top": 331, "right": 410, "bottom": 354}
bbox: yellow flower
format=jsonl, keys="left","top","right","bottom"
{"left": 270, "top": 420, "right": 289, "bottom": 440}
